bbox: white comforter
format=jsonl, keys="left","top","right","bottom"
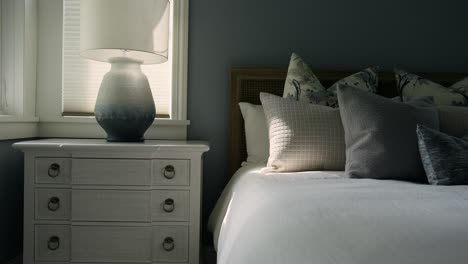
{"left": 208, "top": 165, "right": 468, "bottom": 264}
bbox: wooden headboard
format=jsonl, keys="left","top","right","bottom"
{"left": 229, "top": 68, "right": 467, "bottom": 176}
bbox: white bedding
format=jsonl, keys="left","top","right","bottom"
{"left": 208, "top": 165, "right": 468, "bottom": 264}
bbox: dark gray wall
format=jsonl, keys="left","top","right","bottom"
{"left": 187, "top": 0, "right": 468, "bottom": 243}
{"left": 0, "top": 140, "right": 24, "bottom": 263}
{"left": 1, "top": 0, "right": 468, "bottom": 262}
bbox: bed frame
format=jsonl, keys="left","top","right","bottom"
{"left": 229, "top": 68, "right": 467, "bottom": 176}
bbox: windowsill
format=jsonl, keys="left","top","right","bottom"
{"left": 39, "top": 116, "right": 191, "bottom": 126}
{"left": 0, "top": 115, "right": 189, "bottom": 140}
{"left": 0, "top": 115, "right": 40, "bottom": 123}
{"left": 0, "top": 115, "right": 39, "bottom": 140}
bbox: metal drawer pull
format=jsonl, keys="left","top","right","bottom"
{"left": 48, "top": 163, "right": 60, "bottom": 178}
{"left": 163, "top": 165, "right": 175, "bottom": 179}
{"left": 47, "top": 196, "right": 60, "bottom": 211}
{"left": 47, "top": 236, "right": 60, "bottom": 251}
{"left": 163, "top": 198, "right": 175, "bottom": 213}
{"left": 162, "top": 237, "right": 175, "bottom": 252}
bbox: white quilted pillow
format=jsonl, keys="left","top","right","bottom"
{"left": 260, "top": 92, "right": 346, "bottom": 172}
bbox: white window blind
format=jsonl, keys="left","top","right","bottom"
{"left": 62, "top": 0, "right": 172, "bottom": 118}
{"left": 0, "top": 0, "right": 16, "bottom": 115}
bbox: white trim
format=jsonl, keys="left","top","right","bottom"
{"left": 0, "top": 0, "right": 38, "bottom": 140}
{"left": 38, "top": 121, "right": 187, "bottom": 140}
{"left": 0, "top": 115, "right": 38, "bottom": 122}
{"left": 23, "top": 0, "right": 38, "bottom": 117}
{"left": 36, "top": 0, "right": 65, "bottom": 121}
{"left": 39, "top": 116, "right": 190, "bottom": 125}
{"left": 13, "top": 0, "right": 25, "bottom": 115}
{"left": 1, "top": 0, "right": 23, "bottom": 115}
{"left": 0, "top": 121, "right": 37, "bottom": 139}
{"left": 0, "top": 0, "right": 36, "bottom": 117}
{"left": 171, "top": 0, "right": 189, "bottom": 121}
{"left": 35, "top": 117, "right": 190, "bottom": 139}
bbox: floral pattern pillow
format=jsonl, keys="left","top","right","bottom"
{"left": 283, "top": 53, "right": 378, "bottom": 108}
{"left": 395, "top": 69, "right": 468, "bottom": 107}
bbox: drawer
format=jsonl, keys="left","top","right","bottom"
{"left": 72, "top": 159, "right": 151, "bottom": 185}
{"left": 36, "top": 158, "right": 71, "bottom": 184}
{"left": 35, "top": 189, "right": 70, "bottom": 220}
{"left": 153, "top": 159, "right": 190, "bottom": 186}
{"left": 72, "top": 190, "right": 150, "bottom": 222}
{"left": 152, "top": 190, "right": 189, "bottom": 222}
{"left": 35, "top": 225, "right": 70, "bottom": 261}
{"left": 71, "top": 226, "right": 152, "bottom": 263}
{"left": 153, "top": 225, "right": 189, "bottom": 263}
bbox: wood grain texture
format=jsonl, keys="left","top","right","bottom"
{"left": 230, "top": 68, "right": 468, "bottom": 176}
{"left": 71, "top": 226, "right": 152, "bottom": 262}
{"left": 72, "top": 190, "right": 151, "bottom": 222}
{"left": 72, "top": 159, "right": 151, "bottom": 186}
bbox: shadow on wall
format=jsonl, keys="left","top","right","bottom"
{"left": 0, "top": 140, "right": 26, "bottom": 263}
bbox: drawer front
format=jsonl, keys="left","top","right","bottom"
{"left": 72, "top": 159, "right": 151, "bottom": 185}
{"left": 153, "top": 225, "right": 189, "bottom": 263}
{"left": 72, "top": 190, "right": 150, "bottom": 222}
{"left": 36, "top": 158, "right": 71, "bottom": 184}
{"left": 152, "top": 190, "right": 189, "bottom": 222}
{"left": 71, "top": 226, "right": 152, "bottom": 263}
{"left": 153, "top": 159, "right": 190, "bottom": 186}
{"left": 35, "top": 189, "right": 70, "bottom": 220}
{"left": 35, "top": 225, "right": 70, "bottom": 261}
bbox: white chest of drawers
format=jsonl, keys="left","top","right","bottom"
{"left": 13, "top": 139, "right": 209, "bottom": 264}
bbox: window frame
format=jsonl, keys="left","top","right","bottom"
{"left": 0, "top": 0, "right": 39, "bottom": 140}
{"left": 34, "top": 0, "right": 190, "bottom": 140}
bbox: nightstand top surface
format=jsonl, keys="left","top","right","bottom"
{"left": 13, "top": 138, "right": 210, "bottom": 152}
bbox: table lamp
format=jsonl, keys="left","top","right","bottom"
{"left": 80, "top": 0, "right": 169, "bottom": 142}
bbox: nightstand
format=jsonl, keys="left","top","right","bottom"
{"left": 13, "top": 139, "right": 209, "bottom": 264}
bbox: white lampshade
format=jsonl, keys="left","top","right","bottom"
{"left": 80, "top": 0, "right": 169, "bottom": 65}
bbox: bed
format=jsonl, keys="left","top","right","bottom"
{"left": 208, "top": 68, "right": 468, "bottom": 264}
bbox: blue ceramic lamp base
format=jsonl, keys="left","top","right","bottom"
{"left": 95, "top": 57, "right": 156, "bottom": 142}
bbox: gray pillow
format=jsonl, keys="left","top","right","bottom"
{"left": 337, "top": 85, "right": 439, "bottom": 182}
{"left": 260, "top": 92, "right": 345, "bottom": 172}
{"left": 417, "top": 124, "right": 468, "bottom": 185}
{"left": 400, "top": 100, "right": 468, "bottom": 137}
{"left": 438, "top": 106, "right": 468, "bottom": 138}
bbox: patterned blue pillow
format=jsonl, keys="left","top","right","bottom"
{"left": 395, "top": 69, "right": 468, "bottom": 106}
{"left": 283, "top": 53, "right": 378, "bottom": 107}
{"left": 417, "top": 124, "right": 468, "bottom": 185}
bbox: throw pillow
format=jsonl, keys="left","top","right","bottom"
{"left": 260, "top": 92, "right": 345, "bottom": 172}
{"left": 338, "top": 85, "right": 439, "bottom": 182}
{"left": 395, "top": 69, "right": 468, "bottom": 106}
{"left": 417, "top": 124, "right": 468, "bottom": 185}
{"left": 438, "top": 106, "right": 468, "bottom": 138}
{"left": 238, "top": 102, "right": 269, "bottom": 166}
{"left": 283, "top": 53, "right": 378, "bottom": 107}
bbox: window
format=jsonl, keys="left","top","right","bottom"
{"left": 0, "top": 0, "right": 18, "bottom": 115}
{"left": 0, "top": 0, "right": 38, "bottom": 140}
{"left": 62, "top": 0, "right": 172, "bottom": 118}
{"left": 33, "top": 0, "right": 189, "bottom": 140}
{"left": 0, "top": 0, "right": 188, "bottom": 140}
